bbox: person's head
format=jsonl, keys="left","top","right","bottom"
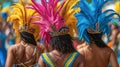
{"left": 20, "top": 31, "right": 37, "bottom": 46}
{"left": 87, "top": 29, "right": 108, "bottom": 48}
{"left": 50, "top": 27, "right": 76, "bottom": 54}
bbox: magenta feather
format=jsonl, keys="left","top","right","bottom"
{"left": 29, "top": 0, "right": 65, "bottom": 43}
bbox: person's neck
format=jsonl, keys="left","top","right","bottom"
{"left": 86, "top": 42, "right": 97, "bottom": 47}
{"left": 52, "top": 50, "right": 63, "bottom": 56}
{"left": 20, "top": 41, "right": 28, "bottom": 47}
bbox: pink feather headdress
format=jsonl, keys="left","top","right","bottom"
{"left": 28, "top": 0, "right": 67, "bottom": 43}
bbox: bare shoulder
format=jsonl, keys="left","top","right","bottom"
{"left": 9, "top": 43, "right": 21, "bottom": 51}
{"left": 103, "top": 47, "right": 114, "bottom": 54}
{"left": 77, "top": 42, "right": 88, "bottom": 55}
{"left": 8, "top": 44, "right": 17, "bottom": 52}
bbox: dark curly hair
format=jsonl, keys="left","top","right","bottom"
{"left": 50, "top": 27, "right": 76, "bottom": 54}
{"left": 20, "top": 31, "right": 37, "bottom": 46}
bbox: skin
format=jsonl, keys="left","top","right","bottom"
{"left": 117, "top": 32, "right": 120, "bottom": 66}
{"left": 110, "top": 24, "right": 119, "bottom": 47}
{"left": 111, "top": 29, "right": 119, "bottom": 45}
{"left": 38, "top": 50, "right": 85, "bottom": 67}
{"left": 5, "top": 46, "right": 15, "bottom": 67}
{"left": 110, "top": 51, "right": 119, "bottom": 67}
{"left": 117, "top": 33, "right": 120, "bottom": 42}
{"left": 72, "top": 37, "right": 85, "bottom": 49}
{"left": 78, "top": 42, "right": 119, "bottom": 67}
{"left": 5, "top": 41, "right": 42, "bottom": 67}
{"left": 37, "top": 42, "right": 47, "bottom": 52}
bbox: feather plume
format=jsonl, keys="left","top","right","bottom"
{"left": 75, "top": 0, "right": 120, "bottom": 43}
{"left": 7, "top": 0, "right": 40, "bottom": 42}
{"left": 60, "top": 0, "right": 80, "bottom": 37}
{"left": 29, "top": 0, "right": 80, "bottom": 43}
{"left": 28, "top": 0, "right": 64, "bottom": 43}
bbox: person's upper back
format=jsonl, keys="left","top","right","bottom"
{"left": 12, "top": 43, "right": 41, "bottom": 67}
{"left": 78, "top": 43, "right": 114, "bottom": 67}
{"left": 40, "top": 51, "right": 85, "bottom": 67}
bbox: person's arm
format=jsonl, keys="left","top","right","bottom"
{"left": 38, "top": 56, "right": 46, "bottom": 67}
{"left": 78, "top": 55, "right": 85, "bottom": 67}
{"left": 110, "top": 51, "right": 119, "bottom": 67}
{"left": 5, "top": 46, "right": 15, "bottom": 67}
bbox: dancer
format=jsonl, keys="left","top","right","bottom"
{"left": 75, "top": 0, "right": 119, "bottom": 67}
{"left": 6, "top": 0, "right": 45, "bottom": 67}
{"left": 39, "top": 27, "right": 85, "bottom": 67}
{"left": 29, "top": 0, "right": 84, "bottom": 67}
{"left": 5, "top": 31, "right": 41, "bottom": 67}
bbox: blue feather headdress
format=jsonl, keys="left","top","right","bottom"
{"left": 75, "top": 0, "right": 120, "bottom": 44}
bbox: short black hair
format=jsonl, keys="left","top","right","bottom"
{"left": 20, "top": 31, "right": 37, "bottom": 46}
{"left": 87, "top": 32, "right": 108, "bottom": 48}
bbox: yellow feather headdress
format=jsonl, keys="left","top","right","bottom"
{"left": 60, "top": 0, "right": 80, "bottom": 37}
{"left": 7, "top": 0, "right": 40, "bottom": 42}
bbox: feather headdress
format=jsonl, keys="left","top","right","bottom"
{"left": 7, "top": 0, "right": 40, "bottom": 42}
{"left": 28, "top": 0, "right": 79, "bottom": 43}
{"left": 60, "top": 0, "right": 80, "bottom": 37}
{"left": 75, "top": 0, "right": 120, "bottom": 43}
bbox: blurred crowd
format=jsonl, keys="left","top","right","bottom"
{"left": 0, "top": 18, "right": 16, "bottom": 67}
{"left": 0, "top": 0, "right": 120, "bottom": 67}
